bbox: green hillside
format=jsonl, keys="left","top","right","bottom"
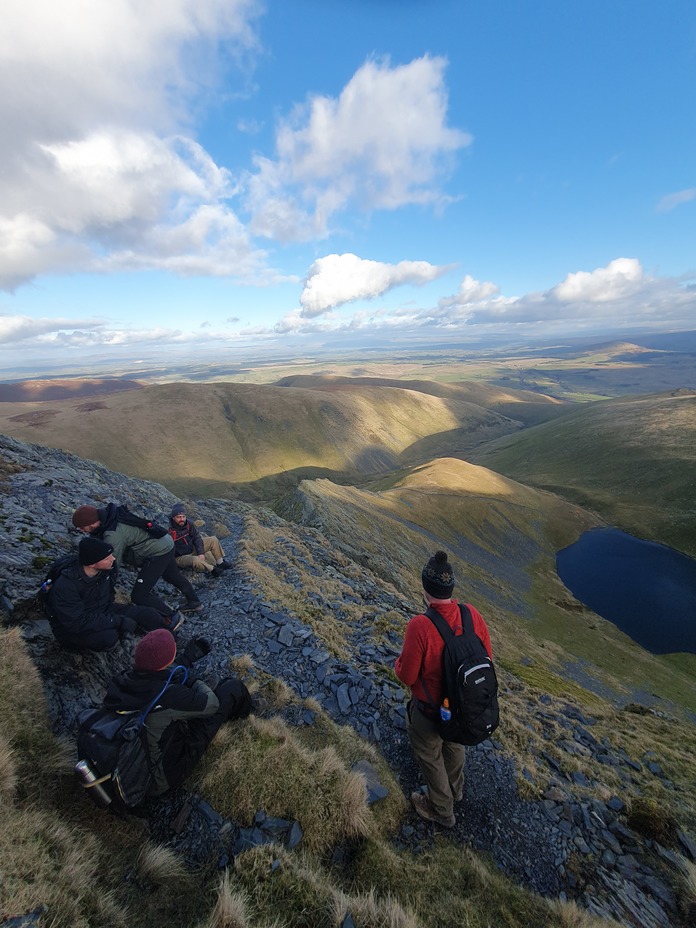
{"left": 469, "top": 390, "right": 696, "bottom": 557}
{"left": 277, "top": 457, "right": 696, "bottom": 714}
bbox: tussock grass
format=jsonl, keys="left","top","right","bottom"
{"left": 0, "top": 805, "right": 126, "bottom": 927}
{"left": 0, "top": 732, "right": 18, "bottom": 800}
{"left": 134, "top": 841, "right": 189, "bottom": 885}
{"left": 199, "top": 716, "right": 372, "bottom": 854}
{"left": 0, "top": 627, "right": 68, "bottom": 799}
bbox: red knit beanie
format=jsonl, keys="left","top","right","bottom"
{"left": 72, "top": 505, "right": 99, "bottom": 529}
{"left": 134, "top": 629, "right": 177, "bottom": 672}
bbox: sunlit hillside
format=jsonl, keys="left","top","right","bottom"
{"left": 468, "top": 389, "right": 696, "bottom": 557}
{"left": 0, "top": 380, "right": 549, "bottom": 500}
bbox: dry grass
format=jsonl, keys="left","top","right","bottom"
{"left": 134, "top": 841, "right": 189, "bottom": 885}
{"left": 0, "top": 805, "right": 126, "bottom": 927}
{"left": 0, "top": 732, "right": 18, "bottom": 800}
{"left": 0, "top": 628, "right": 68, "bottom": 799}
{"left": 198, "top": 715, "right": 372, "bottom": 854}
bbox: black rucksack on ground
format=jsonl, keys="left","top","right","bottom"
{"left": 37, "top": 555, "right": 78, "bottom": 619}
{"left": 115, "top": 504, "right": 168, "bottom": 539}
{"left": 424, "top": 605, "right": 499, "bottom": 746}
{"left": 75, "top": 665, "right": 187, "bottom": 808}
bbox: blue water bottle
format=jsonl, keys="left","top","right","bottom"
{"left": 440, "top": 698, "right": 452, "bottom": 721}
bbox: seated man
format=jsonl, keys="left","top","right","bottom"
{"left": 103, "top": 629, "right": 252, "bottom": 795}
{"left": 72, "top": 503, "right": 203, "bottom": 617}
{"left": 168, "top": 503, "right": 233, "bottom": 577}
{"left": 47, "top": 537, "right": 179, "bottom": 652}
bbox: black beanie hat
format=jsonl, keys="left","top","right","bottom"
{"left": 422, "top": 550, "right": 455, "bottom": 598}
{"left": 170, "top": 502, "right": 187, "bottom": 518}
{"left": 79, "top": 537, "right": 114, "bottom": 566}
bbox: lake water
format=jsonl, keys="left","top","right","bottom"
{"left": 556, "top": 528, "right": 696, "bottom": 655}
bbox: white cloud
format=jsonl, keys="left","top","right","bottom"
{"left": 551, "top": 258, "right": 644, "bottom": 303}
{"left": 300, "top": 253, "right": 449, "bottom": 316}
{"left": 0, "top": 314, "right": 103, "bottom": 344}
{"left": 0, "top": 1, "right": 262, "bottom": 290}
{"left": 656, "top": 188, "right": 696, "bottom": 212}
{"left": 246, "top": 55, "right": 471, "bottom": 241}
{"left": 435, "top": 274, "right": 500, "bottom": 319}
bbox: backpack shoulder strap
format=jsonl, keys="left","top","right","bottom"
{"left": 458, "top": 603, "right": 474, "bottom": 635}
{"left": 136, "top": 665, "right": 189, "bottom": 726}
{"left": 424, "top": 606, "right": 455, "bottom": 642}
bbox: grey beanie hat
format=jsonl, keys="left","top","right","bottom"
{"left": 170, "top": 502, "right": 187, "bottom": 518}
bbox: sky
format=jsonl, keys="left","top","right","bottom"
{"left": 1, "top": 0, "right": 695, "bottom": 373}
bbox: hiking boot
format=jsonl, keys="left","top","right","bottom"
{"left": 208, "top": 566, "right": 224, "bottom": 578}
{"left": 410, "top": 791, "right": 455, "bottom": 828}
{"left": 218, "top": 560, "right": 233, "bottom": 570}
{"left": 180, "top": 600, "right": 204, "bottom": 614}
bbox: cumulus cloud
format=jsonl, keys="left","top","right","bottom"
{"left": 435, "top": 274, "right": 500, "bottom": 319}
{"left": 246, "top": 55, "right": 471, "bottom": 241}
{"left": 0, "top": 0, "right": 262, "bottom": 289}
{"left": 0, "top": 314, "right": 103, "bottom": 345}
{"left": 551, "top": 258, "right": 643, "bottom": 302}
{"left": 299, "top": 253, "right": 449, "bottom": 316}
{"left": 656, "top": 188, "right": 696, "bottom": 212}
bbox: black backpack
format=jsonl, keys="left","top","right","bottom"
{"left": 76, "top": 665, "right": 187, "bottom": 808}
{"left": 37, "top": 555, "right": 78, "bottom": 619}
{"left": 424, "top": 605, "right": 499, "bottom": 746}
{"left": 115, "top": 505, "right": 168, "bottom": 539}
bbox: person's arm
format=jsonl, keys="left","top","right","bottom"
{"left": 190, "top": 523, "right": 205, "bottom": 556}
{"left": 394, "top": 618, "right": 426, "bottom": 688}
{"left": 163, "top": 680, "right": 220, "bottom": 720}
{"left": 50, "top": 577, "right": 118, "bottom": 634}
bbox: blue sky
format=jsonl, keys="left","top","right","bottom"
{"left": 1, "top": 0, "right": 695, "bottom": 372}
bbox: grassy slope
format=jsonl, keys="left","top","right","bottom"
{"left": 469, "top": 390, "right": 696, "bottom": 557}
{"left": 0, "top": 380, "right": 546, "bottom": 499}
{"left": 279, "top": 458, "right": 696, "bottom": 713}
{"left": 1, "top": 625, "right": 622, "bottom": 928}
{"left": 274, "top": 374, "right": 569, "bottom": 426}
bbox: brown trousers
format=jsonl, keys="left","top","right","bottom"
{"left": 175, "top": 536, "right": 224, "bottom": 572}
{"left": 407, "top": 701, "right": 465, "bottom": 818}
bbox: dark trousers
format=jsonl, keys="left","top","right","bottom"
{"left": 130, "top": 551, "right": 198, "bottom": 617}
{"left": 60, "top": 604, "right": 164, "bottom": 652}
{"left": 113, "top": 603, "right": 166, "bottom": 633}
{"left": 162, "top": 679, "right": 252, "bottom": 789}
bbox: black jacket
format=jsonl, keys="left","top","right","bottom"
{"left": 48, "top": 558, "right": 121, "bottom": 648}
{"left": 104, "top": 667, "right": 218, "bottom": 794}
{"left": 168, "top": 518, "right": 204, "bottom": 557}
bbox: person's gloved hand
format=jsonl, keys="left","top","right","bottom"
{"left": 183, "top": 637, "right": 211, "bottom": 665}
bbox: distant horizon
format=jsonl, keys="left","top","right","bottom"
{"left": 2, "top": 326, "right": 695, "bottom": 384}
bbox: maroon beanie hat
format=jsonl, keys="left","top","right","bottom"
{"left": 72, "top": 505, "right": 99, "bottom": 529}
{"left": 134, "top": 629, "right": 177, "bottom": 672}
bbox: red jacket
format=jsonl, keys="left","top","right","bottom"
{"left": 395, "top": 600, "right": 492, "bottom": 708}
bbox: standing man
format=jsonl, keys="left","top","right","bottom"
{"left": 72, "top": 503, "right": 203, "bottom": 619}
{"left": 46, "top": 537, "right": 178, "bottom": 651}
{"left": 168, "top": 503, "right": 233, "bottom": 577}
{"left": 395, "top": 550, "right": 492, "bottom": 828}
